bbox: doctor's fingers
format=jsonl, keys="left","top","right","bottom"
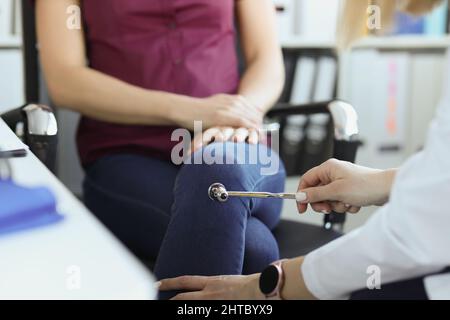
{"left": 298, "top": 165, "right": 332, "bottom": 192}
{"left": 329, "top": 202, "right": 361, "bottom": 214}
{"left": 297, "top": 201, "right": 332, "bottom": 215}
{"left": 310, "top": 202, "right": 333, "bottom": 214}
{"left": 347, "top": 205, "right": 361, "bottom": 214}
{"left": 330, "top": 201, "right": 349, "bottom": 213}
{"left": 300, "top": 182, "right": 343, "bottom": 204}
{"left": 308, "top": 201, "right": 360, "bottom": 214}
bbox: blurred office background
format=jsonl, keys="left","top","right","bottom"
{"left": 0, "top": 0, "right": 448, "bottom": 232}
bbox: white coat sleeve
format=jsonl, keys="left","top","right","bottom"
{"left": 301, "top": 99, "right": 450, "bottom": 300}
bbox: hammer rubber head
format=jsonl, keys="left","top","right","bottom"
{"left": 208, "top": 183, "right": 229, "bottom": 202}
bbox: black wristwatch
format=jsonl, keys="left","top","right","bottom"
{"left": 259, "top": 259, "right": 286, "bottom": 300}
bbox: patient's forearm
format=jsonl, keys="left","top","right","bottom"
{"left": 47, "top": 66, "right": 193, "bottom": 126}
{"left": 236, "top": 0, "right": 284, "bottom": 113}
{"left": 238, "top": 55, "right": 284, "bottom": 112}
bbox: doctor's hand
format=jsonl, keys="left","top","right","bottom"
{"left": 297, "top": 159, "right": 396, "bottom": 214}
{"left": 189, "top": 126, "right": 260, "bottom": 155}
{"left": 159, "top": 274, "right": 264, "bottom": 300}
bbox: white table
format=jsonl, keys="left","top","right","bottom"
{"left": 0, "top": 119, "right": 156, "bottom": 299}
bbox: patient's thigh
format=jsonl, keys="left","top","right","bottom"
{"left": 85, "top": 153, "right": 179, "bottom": 213}
{"left": 83, "top": 153, "right": 179, "bottom": 259}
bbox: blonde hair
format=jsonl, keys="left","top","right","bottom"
{"left": 338, "top": 0, "right": 444, "bottom": 49}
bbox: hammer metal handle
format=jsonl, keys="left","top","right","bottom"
{"left": 227, "top": 191, "right": 305, "bottom": 201}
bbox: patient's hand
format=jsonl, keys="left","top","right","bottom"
{"left": 177, "top": 94, "right": 264, "bottom": 131}
{"left": 189, "top": 127, "right": 260, "bottom": 154}
{"left": 297, "top": 159, "right": 396, "bottom": 214}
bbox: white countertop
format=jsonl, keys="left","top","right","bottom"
{"left": 0, "top": 118, "right": 156, "bottom": 299}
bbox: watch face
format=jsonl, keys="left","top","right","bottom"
{"left": 259, "top": 265, "right": 280, "bottom": 295}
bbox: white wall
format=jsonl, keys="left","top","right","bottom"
{"left": 274, "top": 0, "right": 339, "bottom": 43}
{"left": 0, "top": 49, "right": 24, "bottom": 113}
{"left": 0, "top": 0, "right": 24, "bottom": 113}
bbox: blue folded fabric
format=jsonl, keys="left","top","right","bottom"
{"left": 0, "top": 179, "right": 63, "bottom": 236}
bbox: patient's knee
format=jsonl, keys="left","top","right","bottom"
{"left": 176, "top": 142, "right": 284, "bottom": 201}
{"left": 181, "top": 142, "right": 252, "bottom": 186}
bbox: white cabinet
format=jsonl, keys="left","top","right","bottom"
{"left": 338, "top": 38, "right": 448, "bottom": 169}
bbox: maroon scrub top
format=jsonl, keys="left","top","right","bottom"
{"left": 76, "top": 0, "right": 239, "bottom": 165}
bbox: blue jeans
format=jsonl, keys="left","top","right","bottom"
{"left": 83, "top": 142, "right": 285, "bottom": 296}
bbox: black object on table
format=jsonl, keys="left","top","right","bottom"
{"left": 0, "top": 149, "right": 28, "bottom": 159}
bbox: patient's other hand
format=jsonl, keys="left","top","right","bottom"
{"left": 189, "top": 127, "right": 260, "bottom": 155}
{"left": 296, "top": 159, "right": 396, "bottom": 214}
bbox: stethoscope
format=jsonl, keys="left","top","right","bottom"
{"left": 208, "top": 183, "right": 304, "bottom": 203}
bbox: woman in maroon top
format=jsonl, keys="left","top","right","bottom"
{"left": 36, "top": 0, "right": 285, "bottom": 295}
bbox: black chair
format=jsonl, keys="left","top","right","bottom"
{"left": 1, "top": 104, "right": 58, "bottom": 172}
{"left": 7, "top": 0, "right": 360, "bottom": 263}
